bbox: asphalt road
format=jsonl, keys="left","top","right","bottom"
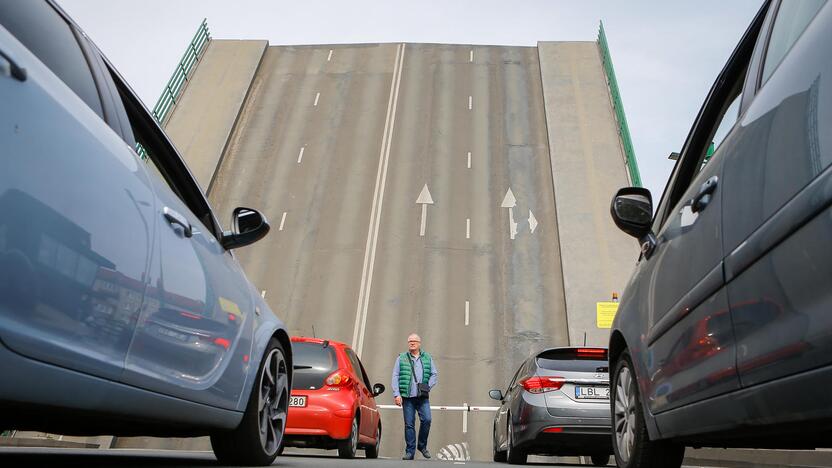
{"left": 209, "top": 43, "right": 568, "bottom": 460}
{"left": 0, "top": 448, "right": 729, "bottom": 467}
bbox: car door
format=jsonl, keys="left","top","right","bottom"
{"left": 721, "top": 0, "right": 832, "bottom": 388}
{"left": 0, "top": 4, "right": 154, "bottom": 381}
{"left": 637, "top": 16, "right": 766, "bottom": 414}
{"left": 105, "top": 72, "right": 257, "bottom": 410}
{"left": 346, "top": 348, "right": 374, "bottom": 437}
{"left": 357, "top": 356, "right": 380, "bottom": 437}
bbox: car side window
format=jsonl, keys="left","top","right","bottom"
{"left": 0, "top": 1, "right": 103, "bottom": 118}
{"left": 506, "top": 362, "right": 525, "bottom": 393}
{"left": 760, "top": 0, "right": 827, "bottom": 86}
{"left": 346, "top": 350, "right": 367, "bottom": 388}
{"left": 357, "top": 358, "right": 374, "bottom": 390}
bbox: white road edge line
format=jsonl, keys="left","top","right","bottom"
{"left": 313, "top": 92, "right": 320, "bottom": 107}
{"left": 468, "top": 95, "right": 472, "bottom": 110}
{"left": 279, "top": 212, "right": 287, "bottom": 231}
{"left": 352, "top": 43, "right": 406, "bottom": 356}
{"left": 327, "top": 49, "right": 333, "bottom": 61}
{"left": 465, "top": 300, "right": 470, "bottom": 326}
{"left": 467, "top": 151, "right": 471, "bottom": 169}
{"left": 297, "top": 146, "right": 305, "bottom": 164}
{"left": 466, "top": 218, "right": 470, "bottom": 239}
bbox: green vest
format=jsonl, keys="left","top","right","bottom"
{"left": 398, "top": 351, "right": 432, "bottom": 397}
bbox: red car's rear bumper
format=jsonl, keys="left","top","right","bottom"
{"left": 285, "top": 389, "right": 356, "bottom": 440}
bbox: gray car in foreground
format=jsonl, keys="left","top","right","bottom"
{"left": 0, "top": 1, "right": 290, "bottom": 465}
{"left": 608, "top": 1, "right": 832, "bottom": 467}
{"left": 490, "top": 347, "right": 612, "bottom": 465}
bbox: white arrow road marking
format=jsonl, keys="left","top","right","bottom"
{"left": 416, "top": 184, "right": 434, "bottom": 237}
{"left": 313, "top": 92, "right": 320, "bottom": 107}
{"left": 501, "top": 188, "right": 518, "bottom": 240}
{"left": 297, "top": 146, "right": 305, "bottom": 164}
{"left": 528, "top": 209, "right": 538, "bottom": 234}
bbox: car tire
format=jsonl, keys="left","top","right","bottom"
{"left": 612, "top": 350, "right": 684, "bottom": 468}
{"left": 590, "top": 454, "right": 610, "bottom": 466}
{"left": 365, "top": 422, "right": 381, "bottom": 459}
{"left": 337, "top": 415, "right": 359, "bottom": 459}
{"left": 506, "top": 413, "right": 527, "bottom": 465}
{"left": 493, "top": 425, "right": 507, "bottom": 462}
{"left": 210, "top": 338, "right": 289, "bottom": 466}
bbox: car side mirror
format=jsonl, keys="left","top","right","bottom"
{"left": 489, "top": 389, "right": 503, "bottom": 401}
{"left": 222, "top": 207, "right": 270, "bottom": 250}
{"left": 373, "top": 383, "right": 385, "bottom": 397}
{"left": 610, "top": 187, "right": 653, "bottom": 239}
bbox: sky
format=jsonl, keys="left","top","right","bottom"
{"left": 57, "top": 0, "right": 764, "bottom": 199}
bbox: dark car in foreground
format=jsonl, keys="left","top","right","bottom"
{"left": 490, "top": 347, "right": 612, "bottom": 465}
{"left": 0, "top": 1, "right": 290, "bottom": 465}
{"left": 608, "top": 1, "right": 832, "bottom": 467}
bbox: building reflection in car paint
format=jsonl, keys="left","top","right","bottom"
{"left": 0, "top": 189, "right": 145, "bottom": 361}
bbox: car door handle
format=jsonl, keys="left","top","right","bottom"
{"left": 691, "top": 176, "right": 718, "bottom": 213}
{"left": 0, "top": 49, "right": 27, "bottom": 82}
{"left": 163, "top": 206, "right": 192, "bottom": 238}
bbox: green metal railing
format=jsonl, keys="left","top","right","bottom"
{"left": 597, "top": 21, "right": 642, "bottom": 187}
{"left": 151, "top": 19, "right": 211, "bottom": 125}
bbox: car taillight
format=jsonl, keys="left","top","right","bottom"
{"left": 213, "top": 337, "right": 230, "bottom": 349}
{"left": 325, "top": 371, "right": 352, "bottom": 386}
{"left": 520, "top": 376, "right": 564, "bottom": 393}
{"left": 542, "top": 427, "right": 563, "bottom": 433}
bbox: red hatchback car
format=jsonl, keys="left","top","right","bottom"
{"left": 283, "top": 337, "right": 385, "bottom": 458}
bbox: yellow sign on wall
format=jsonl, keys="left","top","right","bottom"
{"left": 596, "top": 302, "right": 619, "bottom": 329}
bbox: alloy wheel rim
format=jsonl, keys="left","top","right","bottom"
{"left": 507, "top": 416, "right": 513, "bottom": 458}
{"left": 351, "top": 418, "right": 359, "bottom": 453}
{"left": 614, "top": 365, "right": 636, "bottom": 463}
{"left": 258, "top": 348, "right": 289, "bottom": 456}
{"left": 375, "top": 424, "right": 381, "bottom": 451}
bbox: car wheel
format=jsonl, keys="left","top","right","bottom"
{"left": 590, "top": 454, "right": 610, "bottom": 466}
{"left": 612, "top": 350, "right": 684, "bottom": 468}
{"left": 210, "top": 338, "right": 289, "bottom": 466}
{"left": 337, "top": 415, "right": 359, "bottom": 459}
{"left": 365, "top": 421, "right": 381, "bottom": 459}
{"left": 506, "top": 413, "right": 527, "bottom": 465}
{"left": 493, "top": 424, "right": 507, "bottom": 462}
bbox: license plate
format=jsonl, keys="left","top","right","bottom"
{"left": 575, "top": 386, "right": 609, "bottom": 399}
{"left": 289, "top": 396, "right": 307, "bottom": 407}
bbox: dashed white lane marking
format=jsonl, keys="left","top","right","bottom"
{"left": 465, "top": 300, "right": 470, "bottom": 326}
{"left": 469, "top": 50, "right": 473, "bottom": 62}
{"left": 297, "top": 146, "right": 305, "bottom": 164}
{"left": 466, "top": 218, "right": 470, "bottom": 239}
{"left": 468, "top": 95, "right": 472, "bottom": 110}
{"left": 467, "top": 151, "right": 471, "bottom": 169}
{"left": 327, "top": 49, "right": 333, "bottom": 61}
{"left": 353, "top": 43, "right": 406, "bottom": 357}
{"left": 261, "top": 290, "right": 266, "bottom": 298}
{"left": 313, "top": 92, "right": 320, "bottom": 107}
{"left": 279, "top": 212, "right": 287, "bottom": 231}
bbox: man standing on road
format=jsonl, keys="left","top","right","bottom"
{"left": 392, "top": 333, "right": 438, "bottom": 460}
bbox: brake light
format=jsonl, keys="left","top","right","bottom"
{"left": 325, "top": 371, "right": 352, "bottom": 386}
{"left": 576, "top": 348, "right": 607, "bottom": 358}
{"left": 520, "top": 376, "right": 564, "bottom": 393}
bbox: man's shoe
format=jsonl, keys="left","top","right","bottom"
{"left": 420, "top": 448, "right": 432, "bottom": 459}
{"left": 402, "top": 453, "right": 414, "bottom": 460}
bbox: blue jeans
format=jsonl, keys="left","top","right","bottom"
{"left": 402, "top": 396, "right": 431, "bottom": 454}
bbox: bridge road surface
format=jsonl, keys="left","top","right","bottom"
{"left": 209, "top": 43, "right": 569, "bottom": 461}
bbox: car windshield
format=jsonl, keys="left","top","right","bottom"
{"left": 291, "top": 342, "right": 338, "bottom": 390}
